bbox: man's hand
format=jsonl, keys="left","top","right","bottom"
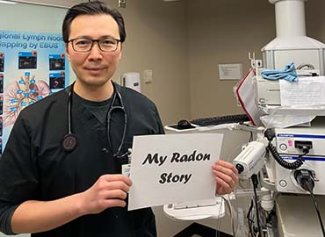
{"left": 11, "top": 174, "right": 132, "bottom": 233}
{"left": 79, "top": 174, "right": 132, "bottom": 215}
{"left": 212, "top": 160, "right": 238, "bottom": 195}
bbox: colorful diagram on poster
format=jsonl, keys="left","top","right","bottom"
{"left": 0, "top": 30, "right": 70, "bottom": 154}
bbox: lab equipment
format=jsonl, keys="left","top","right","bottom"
{"left": 255, "top": 68, "right": 323, "bottom": 108}
{"left": 163, "top": 197, "right": 225, "bottom": 221}
{"left": 241, "top": 0, "right": 325, "bottom": 236}
{"left": 256, "top": 0, "right": 325, "bottom": 109}
{"left": 232, "top": 0, "right": 325, "bottom": 236}
{"left": 263, "top": 0, "right": 325, "bottom": 75}
{"left": 164, "top": 0, "right": 325, "bottom": 236}
{"left": 233, "top": 141, "right": 266, "bottom": 180}
{"left": 271, "top": 118, "right": 325, "bottom": 195}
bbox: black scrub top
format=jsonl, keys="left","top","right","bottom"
{"left": 0, "top": 83, "right": 164, "bottom": 237}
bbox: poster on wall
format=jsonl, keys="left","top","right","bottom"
{"left": 0, "top": 30, "right": 69, "bottom": 155}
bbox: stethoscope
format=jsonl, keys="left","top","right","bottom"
{"left": 62, "top": 82, "right": 128, "bottom": 157}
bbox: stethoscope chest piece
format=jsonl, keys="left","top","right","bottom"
{"left": 62, "top": 133, "right": 78, "bottom": 152}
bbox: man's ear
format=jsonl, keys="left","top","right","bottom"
{"left": 118, "top": 44, "right": 123, "bottom": 60}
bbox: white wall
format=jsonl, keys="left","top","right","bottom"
{"left": 187, "top": 0, "right": 276, "bottom": 119}
{"left": 114, "top": 0, "right": 190, "bottom": 125}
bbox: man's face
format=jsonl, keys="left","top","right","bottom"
{"left": 66, "top": 14, "right": 122, "bottom": 88}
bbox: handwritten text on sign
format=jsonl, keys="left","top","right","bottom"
{"left": 128, "top": 133, "right": 223, "bottom": 210}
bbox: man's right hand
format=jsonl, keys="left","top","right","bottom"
{"left": 11, "top": 174, "right": 132, "bottom": 234}
{"left": 79, "top": 174, "right": 132, "bottom": 215}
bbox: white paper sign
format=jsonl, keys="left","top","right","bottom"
{"left": 219, "top": 63, "right": 243, "bottom": 80}
{"left": 128, "top": 133, "right": 223, "bottom": 211}
{"left": 280, "top": 76, "right": 325, "bottom": 106}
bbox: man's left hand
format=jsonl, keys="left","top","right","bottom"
{"left": 212, "top": 160, "right": 239, "bottom": 195}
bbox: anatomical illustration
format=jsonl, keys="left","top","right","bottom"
{"left": 3, "top": 72, "right": 51, "bottom": 127}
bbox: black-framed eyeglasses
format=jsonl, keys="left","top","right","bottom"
{"left": 68, "top": 37, "right": 121, "bottom": 52}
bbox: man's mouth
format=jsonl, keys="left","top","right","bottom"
{"left": 85, "top": 67, "right": 106, "bottom": 73}
{"left": 86, "top": 67, "right": 104, "bottom": 71}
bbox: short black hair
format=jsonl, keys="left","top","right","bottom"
{"left": 62, "top": 1, "right": 126, "bottom": 43}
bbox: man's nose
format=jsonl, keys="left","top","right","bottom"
{"left": 88, "top": 42, "right": 103, "bottom": 59}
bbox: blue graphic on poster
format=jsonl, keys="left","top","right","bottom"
{"left": 0, "top": 30, "right": 70, "bottom": 154}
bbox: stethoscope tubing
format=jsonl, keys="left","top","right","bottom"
{"left": 63, "top": 82, "right": 127, "bottom": 157}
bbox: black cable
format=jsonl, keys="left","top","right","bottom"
{"left": 297, "top": 64, "right": 315, "bottom": 70}
{"left": 264, "top": 128, "right": 305, "bottom": 170}
{"left": 295, "top": 170, "right": 325, "bottom": 237}
{"left": 310, "top": 192, "right": 325, "bottom": 237}
{"left": 252, "top": 174, "right": 263, "bottom": 237}
{"left": 249, "top": 131, "right": 253, "bottom": 142}
{"left": 247, "top": 200, "right": 255, "bottom": 237}
{"left": 265, "top": 209, "right": 276, "bottom": 226}
{"left": 267, "top": 142, "right": 304, "bottom": 169}
{"left": 298, "top": 151, "right": 308, "bottom": 159}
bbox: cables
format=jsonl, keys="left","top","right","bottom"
{"left": 267, "top": 142, "right": 304, "bottom": 169}
{"left": 309, "top": 192, "right": 325, "bottom": 237}
{"left": 294, "top": 169, "right": 314, "bottom": 192}
{"left": 251, "top": 174, "right": 263, "bottom": 237}
{"left": 247, "top": 199, "right": 255, "bottom": 237}
{"left": 296, "top": 64, "right": 315, "bottom": 70}
{"left": 222, "top": 195, "right": 236, "bottom": 237}
{"left": 264, "top": 128, "right": 305, "bottom": 170}
{"left": 295, "top": 169, "right": 325, "bottom": 237}
{"left": 246, "top": 175, "right": 265, "bottom": 237}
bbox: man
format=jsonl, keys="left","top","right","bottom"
{"left": 0, "top": 1, "right": 238, "bottom": 236}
